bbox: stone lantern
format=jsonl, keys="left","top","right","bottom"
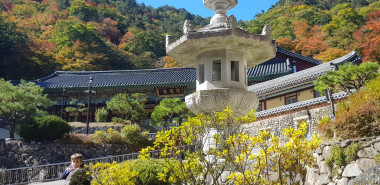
{"left": 166, "top": 0, "right": 276, "bottom": 115}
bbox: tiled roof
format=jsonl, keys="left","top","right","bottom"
{"left": 35, "top": 59, "right": 295, "bottom": 91}
{"left": 255, "top": 91, "right": 349, "bottom": 118}
{"left": 248, "top": 51, "right": 361, "bottom": 96}
{"left": 248, "top": 59, "right": 293, "bottom": 81}
{"left": 276, "top": 47, "right": 322, "bottom": 65}
{"left": 34, "top": 68, "right": 197, "bottom": 90}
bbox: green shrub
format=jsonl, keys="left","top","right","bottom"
{"left": 326, "top": 145, "right": 345, "bottom": 170}
{"left": 105, "top": 128, "right": 124, "bottom": 144}
{"left": 344, "top": 143, "right": 361, "bottom": 163}
{"left": 375, "top": 154, "right": 380, "bottom": 164}
{"left": 95, "top": 108, "right": 108, "bottom": 122}
{"left": 130, "top": 159, "right": 170, "bottom": 185}
{"left": 92, "top": 130, "right": 106, "bottom": 144}
{"left": 90, "top": 159, "right": 169, "bottom": 185}
{"left": 121, "top": 124, "right": 152, "bottom": 147}
{"left": 92, "top": 128, "right": 124, "bottom": 144}
{"left": 69, "top": 169, "right": 92, "bottom": 185}
{"left": 17, "top": 115, "right": 71, "bottom": 141}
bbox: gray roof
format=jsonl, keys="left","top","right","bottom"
{"left": 255, "top": 91, "right": 349, "bottom": 118}
{"left": 34, "top": 57, "right": 295, "bottom": 91}
{"left": 34, "top": 68, "right": 197, "bottom": 91}
{"left": 276, "top": 47, "right": 322, "bottom": 65}
{"left": 248, "top": 50, "right": 361, "bottom": 96}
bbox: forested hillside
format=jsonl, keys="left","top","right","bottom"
{"left": 0, "top": 0, "right": 379, "bottom": 81}
{"left": 240, "top": 0, "right": 379, "bottom": 63}
{"left": 0, "top": 0, "right": 209, "bottom": 80}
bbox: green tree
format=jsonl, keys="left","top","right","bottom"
{"left": 65, "top": 99, "right": 88, "bottom": 122}
{"left": 314, "top": 62, "right": 379, "bottom": 94}
{"left": 150, "top": 98, "right": 193, "bottom": 128}
{"left": 0, "top": 79, "right": 54, "bottom": 138}
{"left": 140, "top": 107, "right": 321, "bottom": 185}
{"left": 106, "top": 93, "right": 148, "bottom": 123}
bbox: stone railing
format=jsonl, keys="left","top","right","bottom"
{"left": 306, "top": 136, "right": 380, "bottom": 185}
{"left": 0, "top": 150, "right": 161, "bottom": 185}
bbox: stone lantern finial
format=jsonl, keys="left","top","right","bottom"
{"left": 203, "top": 0, "right": 237, "bottom": 24}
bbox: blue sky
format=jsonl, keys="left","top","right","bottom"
{"left": 135, "top": 0, "right": 279, "bottom": 21}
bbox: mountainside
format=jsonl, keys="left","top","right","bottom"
{"left": 0, "top": 0, "right": 379, "bottom": 81}
{"left": 0, "top": 0, "right": 209, "bottom": 80}
{"left": 240, "top": 0, "right": 379, "bottom": 63}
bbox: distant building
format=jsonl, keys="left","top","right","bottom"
{"left": 33, "top": 47, "right": 360, "bottom": 123}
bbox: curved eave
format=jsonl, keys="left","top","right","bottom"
{"left": 255, "top": 91, "right": 349, "bottom": 118}
{"left": 41, "top": 81, "right": 196, "bottom": 92}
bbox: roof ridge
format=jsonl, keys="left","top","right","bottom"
{"left": 276, "top": 46, "right": 322, "bottom": 65}
{"left": 54, "top": 67, "right": 196, "bottom": 74}
{"left": 248, "top": 50, "right": 361, "bottom": 95}
{"left": 255, "top": 91, "right": 349, "bottom": 117}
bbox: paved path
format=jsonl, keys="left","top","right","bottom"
{"left": 30, "top": 180, "right": 65, "bottom": 185}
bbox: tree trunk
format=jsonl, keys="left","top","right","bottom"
{"left": 9, "top": 124, "right": 15, "bottom": 139}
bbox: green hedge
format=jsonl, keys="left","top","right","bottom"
{"left": 17, "top": 115, "right": 71, "bottom": 141}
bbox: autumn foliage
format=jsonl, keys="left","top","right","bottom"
{"left": 318, "top": 74, "right": 380, "bottom": 139}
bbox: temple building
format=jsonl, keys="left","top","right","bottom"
{"left": 33, "top": 47, "right": 361, "bottom": 123}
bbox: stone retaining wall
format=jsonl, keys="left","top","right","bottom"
{"left": 244, "top": 106, "right": 332, "bottom": 141}
{"left": 0, "top": 140, "right": 136, "bottom": 169}
{"left": 306, "top": 136, "right": 380, "bottom": 185}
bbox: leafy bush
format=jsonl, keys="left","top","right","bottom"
{"left": 69, "top": 169, "right": 92, "bottom": 185}
{"left": 317, "top": 116, "right": 334, "bottom": 138}
{"left": 89, "top": 159, "right": 169, "bottom": 185}
{"left": 326, "top": 143, "right": 362, "bottom": 174}
{"left": 95, "top": 108, "right": 108, "bottom": 122}
{"left": 344, "top": 143, "right": 361, "bottom": 162}
{"left": 90, "top": 161, "right": 138, "bottom": 185}
{"left": 129, "top": 159, "right": 170, "bottom": 185}
{"left": 375, "top": 154, "right": 380, "bottom": 164}
{"left": 92, "top": 128, "right": 124, "bottom": 144}
{"left": 332, "top": 74, "right": 380, "bottom": 139}
{"left": 92, "top": 131, "right": 106, "bottom": 144}
{"left": 105, "top": 128, "right": 124, "bottom": 144}
{"left": 121, "top": 124, "right": 152, "bottom": 147}
{"left": 326, "top": 145, "right": 345, "bottom": 169}
{"left": 59, "top": 133, "right": 94, "bottom": 144}
{"left": 17, "top": 115, "right": 71, "bottom": 141}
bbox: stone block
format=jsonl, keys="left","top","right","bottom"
{"left": 357, "top": 147, "right": 378, "bottom": 159}
{"left": 319, "top": 161, "right": 331, "bottom": 175}
{"left": 340, "top": 140, "right": 352, "bottom": 148}
{"left": 357, "top": 158, "right": 377, "bottom": 172}
{"left": 336, "top": 177, "right": 349, "bottom": 185}
{"left": 316, "top": 173, "right": 331, "bottom": 185}
{"left": 343, "top": 163, "right": 363, "bottom": 177}
{"left": 322, "top": 146, "right": 332, "bottom": 160}
{"left": 374, "top": 142, "right": 380, "bottom": 152}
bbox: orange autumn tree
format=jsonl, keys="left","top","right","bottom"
{"left": 354, "top": 10, "right": 380, "bottom": 62}
{"left": 293, "top": 21, "right": 327, "bottom": 57}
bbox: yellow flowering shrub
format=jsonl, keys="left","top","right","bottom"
{"left": 139, "top": 107, "right": 321, "bottom": 185}
{"left": 89, "top": 161, "right": 138, "bottom": 185}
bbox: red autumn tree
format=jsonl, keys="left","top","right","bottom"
{"left": 354, "top": 10, "right": 380, "bottom": 62}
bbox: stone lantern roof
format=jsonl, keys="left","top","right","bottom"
{"left": 166, "top": 27, "right": 276, "bottom": 68}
